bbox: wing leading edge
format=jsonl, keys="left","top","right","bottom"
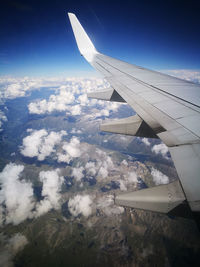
{"left": 68, "top": 13, "right": 200, "bottom": 218}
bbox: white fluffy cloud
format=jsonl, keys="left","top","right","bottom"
{"left": 0, "top": 110, "right": 7, "bottom": 132}
{"left": 95, "top": 149, "right": 114, "bottom": 179}
{"left": 26, "top": 77, "right": 123, "bottom": 120}
{"left": 152, "top": 143, "right": 169, "bottom": 159}
{"left": 85, "top": 161, "right": 97, "bottom": 176}
{"left": 0, "top": 76, "right": 93, "bottom": 101}
{"left": 68, "top": 194, "right": 93, "bottom": 217}
{"left": 0, "top": 163, "right": 35, "bottom": 225}
{"left": 0, "top": 76, "right": 53, "bottom": 100}
{"left": 67, "top": 105, "right": 81, "bottom": 116}
{"left": 28, "top": 90, "right": 75, "bottom": 114}
{"left": 35, "top": 169, "right": 64, "bottom": 217}
{"left": 20, "top": 129, "right": 67, "bottom": 161}
{"left": 57, "top": 136, "right": 82, "bottom": 164}
{"left": 151, "top": 167, "right": 169, "bottom": 185}
{"left": 0, "top": 163, "right": 65, "bottom": 225}
{"left": 72, "top": 167, "right": 84, "bottom": 182}
{"left": 141, "top": 138, "right": 150, "bottom": 146}
{"left": 97, "top": 195, "right": 124, "bottom": 216}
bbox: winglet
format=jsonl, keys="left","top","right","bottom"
{"left": 68, "top": 13, "right": 98, "bottom": 62}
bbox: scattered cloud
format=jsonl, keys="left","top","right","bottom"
{"left": 28, "top": 90, "right": 75, "bottom": 114}
{"left": 26, "top": 78, "right": 123, "bottom": 120}
{"left": 97, "top": 195, "right": 124, "bottom": 216}
{"left": 57, "top": 136, "right": 82, "bottom": 164}
{"left": 0, "top": 110, "right": 7, "bottom": 132}
{"left": 20, "top": 129, "right": 67, "bottom": 161}
{"left": 85, "top": 161, "right": 97, "bottom": 176}
{"left": 0, "top": 163, "right": 65, "bottom": 225}
{"left": 68, "top": 194, "right": 93, "bottom": 217}
{"left": 71, "top": 128, "right": 82, "bottom": 134}
{"left": 141, "top": 138, "right": 150, "bottom": 146}
{"left": 0, "top": 163, "right": 34, "bottom": 225}
{"left": 121, "top": 159, "right": 128, "bottom": 166}
{"left": 151, "top": 167, "right": 169, "bottom": 185}
{"left": 126, "top": 171, "right": 138, "bottom": 184}
{"left": 152, "top": 143, "right": 169, "bottom": 159}
{"left": 72, "top": 167, "right": 84, "bottom": 182}
{"left": 67, "top": 105, "right": 81, "bottom": 116}
{"left": 35, "top": 169, "right": 64, "bottom": 217}
{"left": 96, "top": 151, "right": 114, "bottom": 179}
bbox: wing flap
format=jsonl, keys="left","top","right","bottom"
{"left": 87, "top": 87, "right": 125, "bottom": 102}
{"left": 115, "top": 180, "right": 186, "bottom": 214}
{"left": 100, "top": 115, "right": 158, "bottom": 138}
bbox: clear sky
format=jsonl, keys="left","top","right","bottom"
{"left": 0, "top": 0, "right": 200, "bottom": 77}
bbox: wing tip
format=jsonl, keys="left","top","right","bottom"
{"left": 68, "top": 12, "right": 98, "bottom": 62}
{"left": 68, "top": 12, "right": 75, "bottom": 17}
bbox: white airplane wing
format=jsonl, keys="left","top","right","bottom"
{"left": 68, "top": 13, "right": 200, "bottom": 219}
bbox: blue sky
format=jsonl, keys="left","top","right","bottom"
{"left": 0, "top": 0, "right": 200, "bottom": 77}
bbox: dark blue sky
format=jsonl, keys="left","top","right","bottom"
{"left": 0, "top": 0, "right": 200, "bottom": 76}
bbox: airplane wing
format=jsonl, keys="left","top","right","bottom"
{"left": 68, "top": 13, "right": 200, "bottom": 219}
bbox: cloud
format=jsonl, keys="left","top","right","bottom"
{"left": 97, "top": 195, "right": 124, "bottom": 216}
{"left": 57, "top": 136, "right": 82, "bottom": 164}
{"left": 98, "top": 166, "right": 108, "bottom": 179}
{"left": 26, "top": 77, "right": 123, "bottom": 120}
{"left": 72, "top": 167, "right": 84, "bottom": 182}
{"left": 162, "top": 69, "right": 200, "bottom": 83}
{"left": 85, "top": 161, "right": 97, "bottom": 176}
{"left": 121, "top": 159, "right": 128, "bottom": 166}
{"left": 20, "top": 129, "right": 67, "bottom": 161}
{"left": 151, "top": 167, "right": 169, "bottom": 185}
{"left": 0, "top": 76, "right": 94, "bottom": 101}
{"left": 94, "top": 149, "right": 114, "bottom": 179}
{"left": 35, "top": 169, "right": 64, "bottom": 217}
{"left": 114, "top": 171, "right": 138, "bottom": 191}
{"left": 118, "top": 180, "right": 127, "bottom": 191}
{"left": 151, "top": 143, "right": 169, "bottom": 159}
{"left": 0, "top": 110, "right": 7, "bottom": 132}
{"left": 28, "top": 90, "right": 75, "bottom": 114}
{"left": 68, "top": 194, "right": 93, "bottom": 217}
{"left": 71, "top": 128, "right": 82, "bottom": 134}
{"left": 141, "top": 138, "right": 150, "bottom": 146}
{"left": 0, "top": 76, "right": 50, "bottom": 100}
{"left": 0, "top": 163, "right": 35, "bottom": 225}
{"left": 78, "top": 94, "right": 89, "bottom": 105}
{"left": 126, "top": 171, "right": 138, "bottom": 184}
{"left": 67, "top": 105, "right": 81, "bottom": 116}
{"left": 0, "top": 163, "right": 65, "bottom": 225}
{"left": 0, "top": 233, "right": 28, "bottom": 267}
